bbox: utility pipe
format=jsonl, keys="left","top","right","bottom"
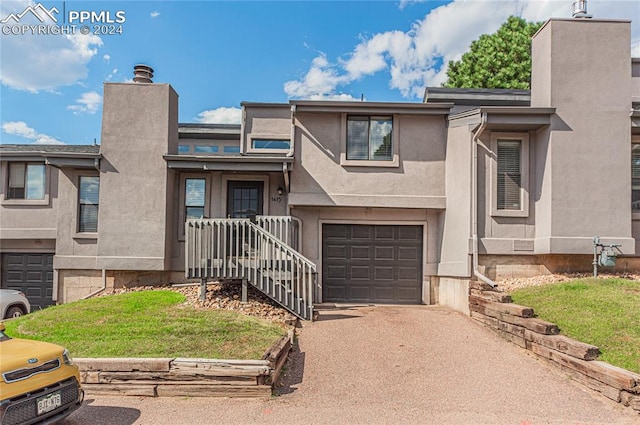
{"left": 472, "top": 113, "right": 497, "bottom": 288}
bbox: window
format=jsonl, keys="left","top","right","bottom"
{"left": 185, "top": 178, "right": 205, "bottom": 219}
{"left": 632, "top": 143, "right": 640, "bottom": 211}
{"left": 178, "top": 145, "right": 190, "bottom": 154}
{"left": 8, "top": 162, "right": 45, "bottom": 200}
{"left": 194, "top": 145, "right": 219, "bottom": 154}
{"left": 79, "top": 176, "right": 99, "bottom": 233}
{"left": 251, "top": 139, "right": 290, "bottom": 150}
{"left": 223, "top": 146, "right": 240, "bottom": 153}
{"left": 497, "top": 140, "right": 522, "bottom": 210}
{"left": 346, "top": 116, "right": 393, "bottom": 161}
{"left": 491, "top": 133, "right": 529, "bottom": 217}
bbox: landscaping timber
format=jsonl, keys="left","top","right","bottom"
{"left": 75, "top": 330, "right": 295, "bottom": 398}
{"left": 468, "top": 282, "right": 640, "bottom": 415}
{"left": 469, "top": 304, "right": 559, "bottom": 335}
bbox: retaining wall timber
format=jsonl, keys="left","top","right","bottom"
{"left": 75, "top": 329, "right": 294, "bottom": 398}
{"left": 468, "top": 281, "right": 640, "bottom": 415}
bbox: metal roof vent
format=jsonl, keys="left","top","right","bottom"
{"left": 572, "top": 0, "right": 592, "bottom": 18}
{"left": 133, "top": 64, "right": 154, "bottom": 83}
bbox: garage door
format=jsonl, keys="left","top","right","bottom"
{"left": 322, "top": 224, "right": 423, "bottom": 304}
{"left": 1, "top": 253, "right": 54, "bottom": 310}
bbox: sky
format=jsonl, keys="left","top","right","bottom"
{"left": 1, "top": 0, "right": 639, "bottom": 146}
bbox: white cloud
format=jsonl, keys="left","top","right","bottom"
{"left": 0, "top": 0, "right": 103, "bottom": 92}
{"left": 103, "top": 54, "right": 111, "bottom": 61}
{"left": 196, "top": 107, "right": 242, "bottom": 124}
{"left": 150, "top": 11, "right": 160, "bottom": 18}
{"left": 284, "top": 53, "right": 351, "bottom": 99}
{"left": 67, "top": 91, "right": 102, "bottom": 114}
{"left": 106, "top": 68, "right": 118, "bottom": 81}
{"left": 2, "top": 121, "right": 64, "bottom": 144}
{"left": 284, "top": 0, "right": 639, "bottom": 100}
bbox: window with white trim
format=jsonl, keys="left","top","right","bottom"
{"left": 491, "top": 133, "right": 529, "bottom": 217}
{"left": 346, "top": 116, "right": 393, "bottom": 161}
{"left": 78, "top": 176, "right": 100, "bottom": 233}
{"left": 632, "top": 143, "right": 640, "bottom": 211}
{"left": 8, "top": 162, "right": 45, "bottom": 200}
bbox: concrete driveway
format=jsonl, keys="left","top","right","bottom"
{"left": 63, "top": 305, "right": 639, "bottom": 425}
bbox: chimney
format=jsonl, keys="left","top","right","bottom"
{"left": 133, "top": 64, "right": 154, "bottom": 83}
{"left": 572, "top": 0, "right": 592, "bottom": 18}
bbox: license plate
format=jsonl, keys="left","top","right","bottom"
{"left": 37, "top": 391, "right": 62, "bottom": 415}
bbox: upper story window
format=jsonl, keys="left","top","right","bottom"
{"left": 632, "top": 143, "right": 640, "bottom": 211}
{"left": 252, "top": 139, "right": 290, "bottom": 150}
{"left": 185, "top": 178, "right": 205, "bottom": 219}
{"left": 346, "top": 116, "right": 393, "bottom": 161}
{"left": 491, "top": 133, "right": 529, "bottom": 217}
{"left": 79, "top": 176, "right": 100, "bottom": 233}
{"left": 8, "top": 162, "right": 45, "bottom": 200}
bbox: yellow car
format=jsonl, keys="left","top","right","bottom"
{"left": 0, "top": 322, "right": 84, "bottom": 425}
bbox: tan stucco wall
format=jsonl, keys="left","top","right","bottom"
{"left": 289, "top": 112, "right": 447, "bottom": 209}
{"left": 0, "top": 164, "right": 58, "bottom": 242}
{"left": 531, "top": 19, "right": 634, "bottom": 255}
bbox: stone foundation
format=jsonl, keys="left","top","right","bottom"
{"left": 58, "top": 270, "right": 190, "bottom": 303}
{"left": 479, "top": 255, "right": 640, "bottom": 280}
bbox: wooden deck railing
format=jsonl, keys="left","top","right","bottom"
{"left": 185, "top": 218, "right": 315, "bottom": 320}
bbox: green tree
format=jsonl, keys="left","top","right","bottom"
{"left": 443, "top": 16, "right": 543, "bottom": 89}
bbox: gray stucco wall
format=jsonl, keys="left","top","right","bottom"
{"left": 96, "top": 82, "right": 179, "bottom": 270}
{"left": 438, "top": 123, "right": 472, "bottom": 277}
{"left": 531, "top": 19, "right": 634, "bottom": 254}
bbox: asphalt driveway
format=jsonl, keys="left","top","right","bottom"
{"left": 63, "top": 305, "right": 639, "bottom": 425}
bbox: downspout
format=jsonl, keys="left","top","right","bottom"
{"left": 81, "top": 269, "right": 107, "bottom": 299}
{"left": 472, "top": 113, "right": 497, "bottom": 288}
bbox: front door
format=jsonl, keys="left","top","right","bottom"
{"left": 227, "top": 181, "right": 264, "bottom": 220}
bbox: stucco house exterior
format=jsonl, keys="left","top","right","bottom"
{"left": 1, "top": 18, "right": 639, "bottom": 319}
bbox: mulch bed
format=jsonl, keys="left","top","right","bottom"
{"left": 497, "top": 272, "right": 640, "bottom": 293}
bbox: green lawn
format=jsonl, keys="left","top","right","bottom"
{"left": 510, "top": 278, "right": 640, "bottom": 374}
{"left": 4, "top": 290, "right": 285, "bottom": 359}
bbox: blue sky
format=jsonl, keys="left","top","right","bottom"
{"left": 1, "top": 0, "right": 639, "bottom": 146}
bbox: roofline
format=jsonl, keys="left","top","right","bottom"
{"left": 291, "top": 100, "right": 453, "bottom": 115}
{"left": 449, "top": 106, "right": 556, "bottom": 121}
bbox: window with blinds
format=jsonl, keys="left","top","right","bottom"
{"left": 497, "top": 140, "right": 522, "bottom": 210}
{"left": 632, "top": 144, "right": 640, "bottom": 211}
{"left": 346, "top": 116, "right": 393, "bottom": 160}
{"left": 79, "top": 176, "right": 100, "bottom": 232}
{"left": 8, "top": 162, "right": 45, "bottom": 200}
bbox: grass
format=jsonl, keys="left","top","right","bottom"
{"left": 510, "top": 278, "right": 640, "bottom": 374}
{"left": 3, "top": 290, "right": 285, "bottom": 359}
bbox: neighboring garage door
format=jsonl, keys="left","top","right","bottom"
{"left": 322, "top": 224, "right": 423, "bottom": 304}
{"left": 1, "top": 253, "right": 54, "bottom": 310}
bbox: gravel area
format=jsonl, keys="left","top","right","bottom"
{"left": 102, "top": 281, "right": 291, "bottom": 324}
{"left": 496, "top": 272, "right": 640, "bottom": 293}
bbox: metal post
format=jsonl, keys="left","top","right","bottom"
{"left": 241, "top": 278, "right": 248, "bottom": 303}
{"left": 593, "top": 236, "right": 599, "bottom": 278}
{"left": 200, "top": 278, "right": 207, "bottom": 302}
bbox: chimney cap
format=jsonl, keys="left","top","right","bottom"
{"left": 572, "top": 0, "right": 592, "bottom": 18}
{"left": 133, "top": 64, "right": 154, "bottom": 83}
